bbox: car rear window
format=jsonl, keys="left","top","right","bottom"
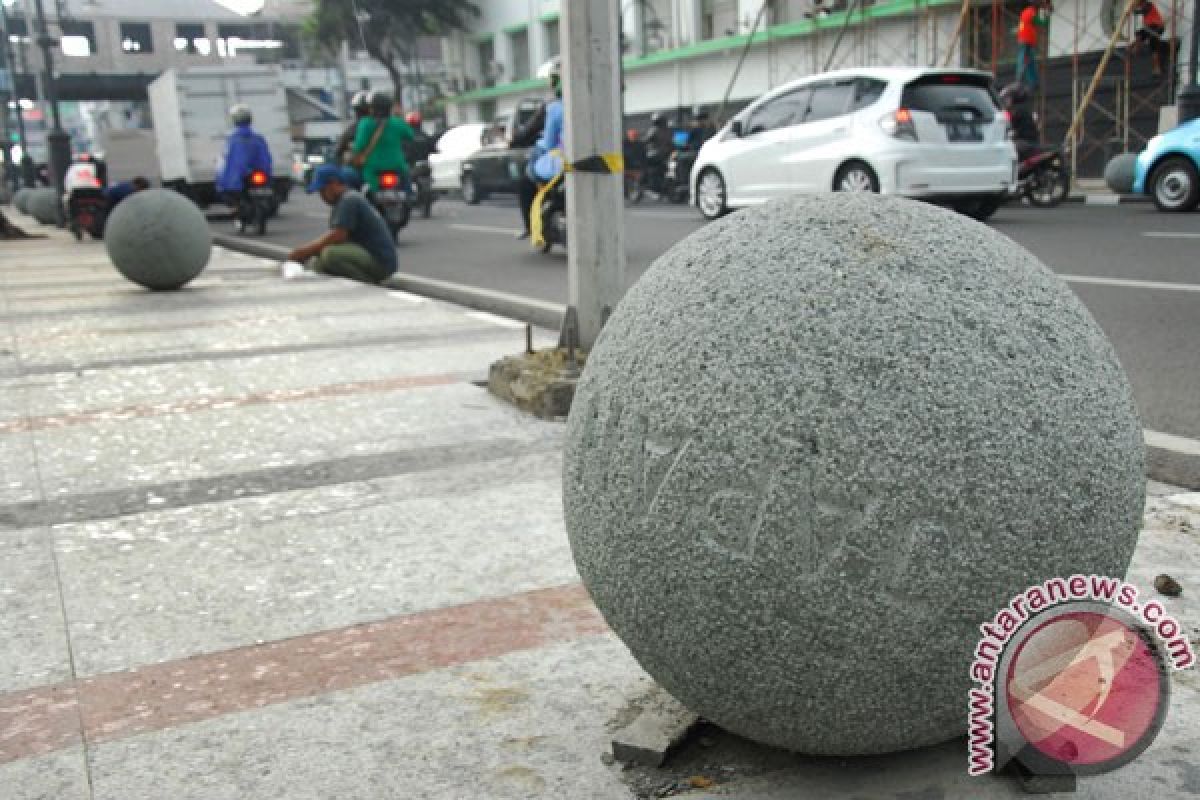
{"left": 902, "top": 74, "right": 998, "bottom": 122}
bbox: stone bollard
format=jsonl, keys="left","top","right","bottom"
{"left": 1104, "top": 153, "right": 1139, "bottom": 195}
{"left": 563, "top": 193, "right": 1145, "bottom": 756}
{"left": 105, "top": 189, "right": 212, "bottom": 290}
{"left": 28, "top": 189, "right": 60, "bottom": 225}
{"left": 13, "top": 188, "right": 31, "bottom": 214}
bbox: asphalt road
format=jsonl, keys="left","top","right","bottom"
{"left": 215, "top": 192, "right": 1200, "bottom": 447}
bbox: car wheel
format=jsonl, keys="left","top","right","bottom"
{"left": 834, "top": 161, "right": 880, "bottom": 193}
{"left": 461, "top": 173, "right": 481, "bottom": 205}
{"left": 1149, "top": 156, "right": 1200, "bottom": 212}
{"left": 696, "top": 168, "right": 727, "bottom": 220}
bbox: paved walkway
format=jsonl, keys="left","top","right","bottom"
{"left": 0, "top": 210, "right": 1196, "bottom": 799}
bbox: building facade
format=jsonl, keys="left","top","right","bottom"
{"left": 441, "top": 0, "right": 1195, "bottom": 177}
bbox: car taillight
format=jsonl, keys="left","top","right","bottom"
{"left": 879, "top": 108, "right": 917, "bottom": 141}
{"left": 250, "top": 171, "right": 268, "bottom": 186}
{"left": 1000, "top": 110, "right": 1013, "bottom": 139}
{"left": 380, "top": 172, "right": 399, "bottom": 189}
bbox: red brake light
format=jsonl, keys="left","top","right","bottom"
{"left": 380, "top": 172, "right": 399, "bottom": 189}
{"left": 941, "top": 74, "right": 961, "bottom": 83}
{"left": 251, "top": 171, "right": 268, "bottom": 186}
{"left": 895, "top": 108, "right": 913, "bottom": 124}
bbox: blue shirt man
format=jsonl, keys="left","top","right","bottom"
{"left": 217, "top": 120, "right": 272, "bottom": 193}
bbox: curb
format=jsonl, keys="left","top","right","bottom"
{"left": 210, "top": 233, "right": 1200, "bottom": 490}
{"left": 210, "top": 234, "right": 566, "bottom": 332}
{"left": 1065, "top": 193, "right": 1149, "bottom": 205}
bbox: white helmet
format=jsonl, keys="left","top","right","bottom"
{"left": 230, "top": 104, "right": 252, "bottom": 125}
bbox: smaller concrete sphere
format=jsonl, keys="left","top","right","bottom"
{"left": 13, "top": 188, "right": 32, "bottom": 214}
{"left": 29, "top": 189, "right": 60, "bottom": 224}
{"left": 1104, "top": 153, "right": 1139, "bottom": 194}
{"left": 104, "top": 189, "right": 212, "bottom": 291}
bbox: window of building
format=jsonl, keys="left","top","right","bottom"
{"left": 509, "top": 28, "right": 530, "bottom": 81}
{"left": 543, "top": 19, "right": 559, "bottom": 59}
{"left": 174, "top": 23, "right": 209, "bottom": 55}
{"left": 120, "top": 22, "right": 153, "bottom": 54}
{"left": 477, "top": 38, "right": 496, "bottom": 87}
{"left": 59, "top": 19, "right": 95, "bottom": 57}
{"left": 217, "top": 22, "right": 284, "bottom": 60}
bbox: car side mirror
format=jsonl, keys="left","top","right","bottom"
{"left": 730, "top": 119, "right": 743, "bottom": 137}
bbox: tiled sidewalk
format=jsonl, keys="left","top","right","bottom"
{"left": 0, "top": 213, "right": 1196, "bottom": 800}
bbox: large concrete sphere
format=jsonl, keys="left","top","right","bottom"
{"left": 1105, "top": 152, "right": 1139, "bottom": 194}
{"left": 105, "top": 189, "right": 211, "bottom": 290}
{"left": 28, "top": 189, "right": 59, "bottom": 225}
{"left": 563, "top": 194, "right": 1145, "bottom": 756}
{"left": 13, "top": 188, "right": 32, "bottom": 214}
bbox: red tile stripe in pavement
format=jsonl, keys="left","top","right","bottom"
{"left": 0, "top": 584, "right": 608, "bottom": 765}
{"left": 0, "top": 373, "right": 461, "bottom": 436}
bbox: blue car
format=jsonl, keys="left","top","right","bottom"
{"left": 1133, "top": 117, "right": 1200, "bottom": 212}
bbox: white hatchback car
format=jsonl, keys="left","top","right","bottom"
{"left": 692, "top": 67, "right": 1017, "bottom": 221}
{"left": 430, "top": 123, "right": 488, "bottom": 194}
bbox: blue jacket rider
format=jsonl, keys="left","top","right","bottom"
{"left": 217, "top": 104, "right": 272, "bottom": 193}
{"left": 529, "top": 61, "right": 564, "bottom": 183}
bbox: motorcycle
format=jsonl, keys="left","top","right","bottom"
{"left": 66, "top": 188, "right": 108, "bottom": 241}
{"left": 411, "top": 160, "right": 435, "bottom": 219}
{"left": 233, "top": 170, "right": 276, "bottom": 235}
{"left": 632, "top": 144, "right": 693, "bottom": 204}
{"left": 367, "top": 170, "right": 412, "bottom": 241}
{"left": 1014, "top": 147, "right": 1070, "bottom": 207}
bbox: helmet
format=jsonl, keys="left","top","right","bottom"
{"left": 369, "top": 90, "right": 393, "bottom": 116}
{"left": 230, "top": 104, "right": 252, "bottom": 125}
{"left": 405, "top": 111, "right": 423, "bottom": 127}
{"left": 351, "top": 91, "right": 370, "bottom": 115}
{"left": 536, "top": 56, "right": 561, "bottom": 82}
{"left": 651, "top": 112, "right": 667, "bottom": 125}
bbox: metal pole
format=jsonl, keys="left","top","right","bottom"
{"left": 563, "top": 0, "right": 626, "bottom": 351}
{"left": 1178, "top": 0, "right": 1200, "bottom": 120}
{"left": 31, "top": 0, "right": 69, "bottom": 225}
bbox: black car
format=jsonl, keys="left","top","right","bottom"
{"left": 459, "top": 102, "right": 541, "bottom": 204}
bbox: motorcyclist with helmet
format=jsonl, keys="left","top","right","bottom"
{"left": 642, "top": 111, "right": 674, "bottom": 188}
{"left": 350, "top": 90, "right": 415, "bottom": 194}
{"left": 526, "top": 58, "right": 567, "bottom": 250}
{"left": 216, "top": 104, "right": 273, "bottom": 222}
{"left": 334, "top": 91, "right": 371, "bottom": 168}
{"left": 999, "top": 82, "right": 1040, "bottom": 163}
{"left": 402, "top": 111, "right": 435, "bottom": 165}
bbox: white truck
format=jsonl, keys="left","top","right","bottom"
{"left": 148, "top": 65, "right": 294, "bottom": 209}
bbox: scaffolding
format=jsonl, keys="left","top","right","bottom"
{"left": 958, "top": 0, "right": 1193, "bottom": 176}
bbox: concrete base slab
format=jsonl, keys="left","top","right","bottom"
{"left": 610, "top": 681, "right": 700, "bottom": 767}
{"left": 488, "top": 349, "right": 583, "bottom": 419}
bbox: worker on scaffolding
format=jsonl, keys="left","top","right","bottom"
{"left": 1131, "top": 0, "right": 1167, "bottom": 78}
{"left": 1015, "top": 0, "right": 1052, "bottom": 89}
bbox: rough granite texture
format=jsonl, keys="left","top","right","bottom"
{"left": 28, "top": 188, "right": 59, "bottom": 225}
{"left": 1104, "top": 153, "right": 1139, "bottom": 194}
{"left": 105, "top": 189, "right": 212, "bottom": 290}
{"left": 562, "top": 193, "right": 1146, "bottom": 756}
